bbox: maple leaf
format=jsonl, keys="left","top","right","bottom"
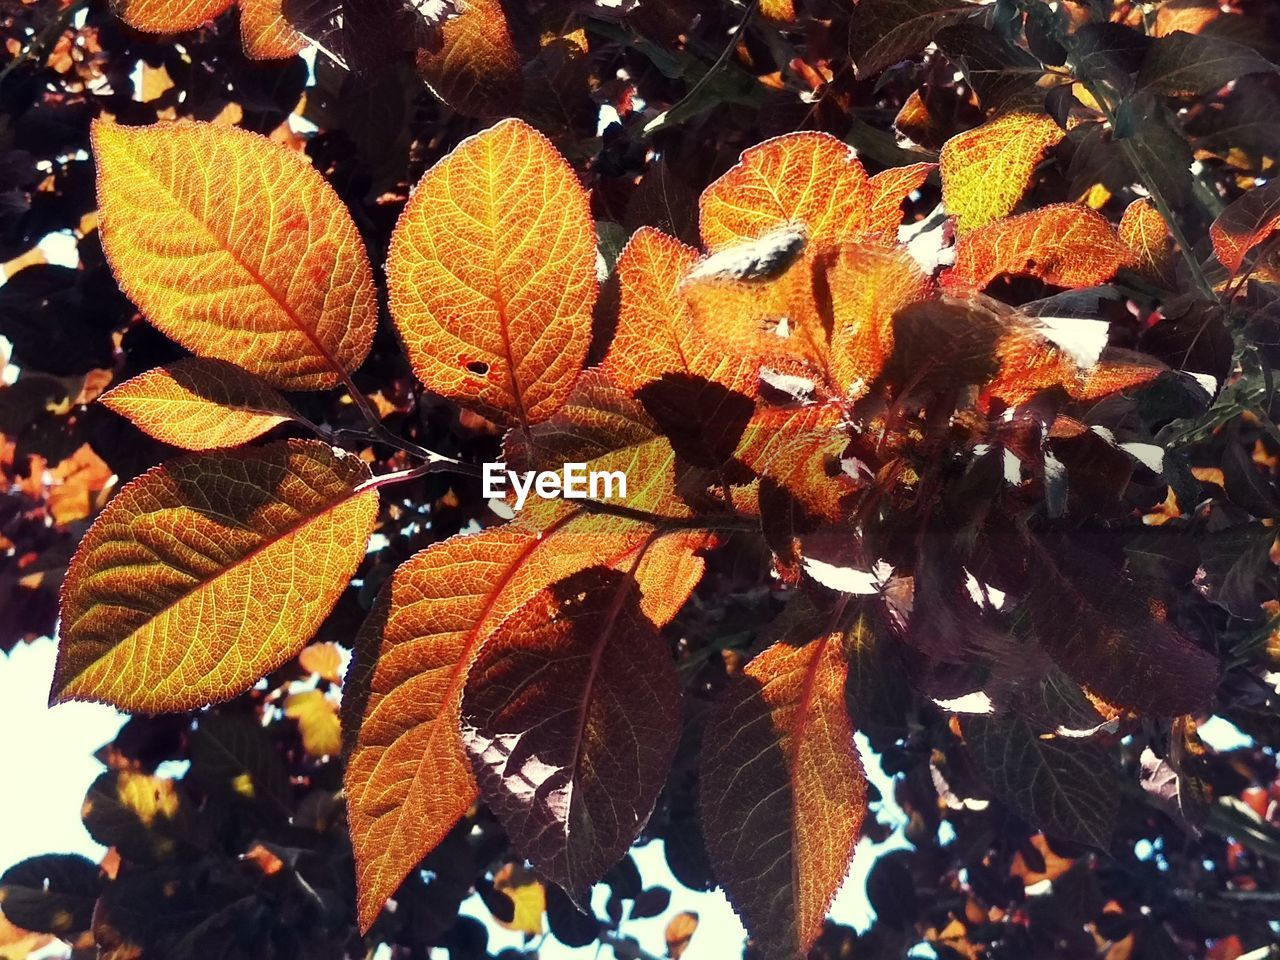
{"left": 416, "top": 0, "right": 521, "bottom": 117}
{"left": 940, "top": 112, "right": 1065, "bottom": 232}
{"left": 1210, "top": 179, "right": 1280, "bottom": 276}
{"left": 699, "top": 133, "right": 923, "bottom": 251}
{"left": 941, "top": 204, "right": 1130, "bottom": 291}
{"left": 101, "top": 358, "right": 301, "bottom": 451}
{"left": 460, "top": 566, "right": 682, "bottom": 907}
{"left": 386, "top": 118, "right": 596, "bottom": 429}
{"left": 52, "top": 440, "right": 378, "bottom": 713}
{"left": 700, "top": 601, "right": 868, "bottom": 959}
{"left": 343, "top": 517, "right": 702, "bottom": 931}
{"left": 92, "top": 119, "right": 377, "bottom": 390}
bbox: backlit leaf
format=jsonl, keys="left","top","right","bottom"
{"left": 1119, "top": 198, "right": 1175, "bottom": 281}
{"left": 940, "top": 113, "right": 1065, "bottom": 232}
{"left": 343, "top": 518, "right": 701, "bottom": 931}
{"left": 504, "top": 370, "right": 690, "bottom": 519}
{"left": 92, "top": 119, "right": 377, "bottom": 390}
{"left": 52, "top": 439, "right": 378, "bottom": 712}
{"left": 1137, "top": 30, "right": 1278, "bottom": 96}
{"left": 111, "top": 0, "right": 233, "bottom": 33}
{"left": 416, "top": 0, "right": 521, "bottom": 117}
{"left": 964, "top": 712, "right": 1118, "bottom": 847}
{"left": 1210, "top": 179, "right": 1280, "bottom": 275}
{"left": 461, "top": 566, "right": 682, "bottom": 905}
{"left": 82, "top": 771, "right": 192, "bottom": 862}
{"left": 733, "top": 402, "right": 853, "bottom": 523}
{"left": 100, "top": 358, "right": 299, "bottom": 451}
{"left": 666, "top": 911, "right": 699, "bottom": 959}
{"left": 284, "top": 689, "right": 341, "bottom": 757}
{"left": 985, "top": 328, "right": 1163, "bottom": 408}
{"left": 701, "top": 133, "right": 883, "bottom": 251}
{"left": 942, "top": 204, "right": 1130, "bottom": 291}
{"left": 700, "top": 602, "right": 867, "bottom": 958}
{"left": 602, "top": 227, "right": 755, "bottom": 396}
{"left": 239, "top": 0, "right": 306, "bottom": 58}
{"left": 864, "top": 163, "right": 936, "bottom": 236}
{"left": 386, "top": 118, "right": 596, "bottom": 429}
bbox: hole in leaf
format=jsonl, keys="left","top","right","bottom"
{"left": 464, "top": 360, "right": 490, "bottom": 377}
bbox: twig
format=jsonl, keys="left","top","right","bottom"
{"left": 0, "top": 0, "right": 89, "bottom": 86}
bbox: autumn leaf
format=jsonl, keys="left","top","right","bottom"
{"left": 984, "top": 326, "right": 1163, "bottom": 408}
{"left": 101, "top": 358, "right": 301, "bottom": 451}
{"left": 284, "top": 689, "right": 341, "bottom": 757}
{"left": 700, "top": 602, "right": 867, "bottom": 959}
{"left": 865, "top": 162, "right": 937, "bottom": 236}
{"left": 700, "top": 133, "right": 919, "bottom": 250}
{"left": 343, "top": 518, "right": 701, "bottom": 932}
{"left": 940, "top": 113, "right": 1065, "bottom": 232}
{"left": 299, "top": 642, "right": 344, "bottom": 683}
{"left": 92, "top": 119, "right": 377, "bottom": 390}
{"left": 386, "top": 118, "right": 596, "bottom": 429}
{"left": 416, "top": 0, "right": 521, "bottom": 117}
{"left": 493, "top": 863, "right": 545, "bottom": 936}
{"left": 964, "top": 712, "right": 1119, "bottom": 848}
{"left": 461, "top": 566, "right": 682, "bottom": 906}
{"left": 110, "top": 0, "right": 233, "bottom": 35}
{"left": 942, "top": 204, "right": 1130, "bottom": 291}
{"left": 239, "top": 0, "right": 306, "bottom": 58}
{"left": 1120, "top": 198, "right": 1175, "bottom": 281}
{"left": 1210, "top": 179, "right": 1280, "bottom": 275}
{"left": 504, "top": 370, "right": 692, "bottom": 519}
{"left": 733, "top": 401, "right": 854, "bottom": 524}
{"left": 603, "top": 227, "right": 756, "bottom": 396}
{"left": 52, "top": 439, "right": 378, "bottom": 712}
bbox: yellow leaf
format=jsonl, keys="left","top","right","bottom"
{"left": 493, "top": 863, "right": 545, "bottom": 936}
{"left": 284, "top": 690, "right": 341, "bottom": 757}
{"left": 386, "top": 119, "right": 596, "bottom": 429}
{"left": 238, "top": 0, "right": 305, "bottom": 59}
{"left": 299, "top": 642, "right": 344, "bottom": 684}
{"left": 940, "top": 112, "right": 1065, "bottom": 231}
{"left": 92, "top": 118, "right": 377, "bottom": 390}
{"left": 101, "top": 358, "right": 299, "bottom": 451}
{"left": 53, "top": 440, "right": 378, "bottom": 712}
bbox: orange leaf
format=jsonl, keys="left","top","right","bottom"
{"left": 759, "top": 0, "right": 796, "bottom": 20}
{"left": 386, "top": 119, "right": 596, "bottom": 429}
{"left": 92, "top": 119, "right": 377, "bottom": 390}
{"left": 100, "top": 358, "right": 299, "bottom": 451}
{"left": 48, "top": 444, "right": 114, "bottom": 525}
{"left": 865, "top": 162, "right": 936, "bottom": 236}
{"left": 343, "top": 516, "right": 701, "bottom": 931}
{"left": 940, "top": 113, "right": 1065, "bottom": 232}
{"left": 504, "top": 370, "right": 693, "bottom": 519}
{"left": 733, "top": 401, "right": 853, "bottom": 523}
{"left": 461, "top": 566, "right": 682, "bottom": 905}
{"left": 53, "top": 440, "right": 378, "bottom": 712}
{"left": 942, "top": 204, "right": 1130, "bottom": 291}
{"left": 239, "top": 0, "right": 306, "bottom": 58}
{"left": 666, "top": 911, "right": 699, "bottom": 959}
{"left": 1119, "top": 198, "right": 1175, "bottom": 281}
{"left": 700, "top": 604, "right": 868, "bottom": 958}
{"left": 984, "top": 327, "right": 1163, "bottom": 408}
{"left": 111, "top": 0, "right": 234, "bottom": 33}
{"left": 1210, "top": 179, "right": 1280, "bottom": 275}
{"left": 299, "top": 641, "right": 344, "bottom": 683}
{"left": 700, "top": 133, "right": 877, "bottom": 251}
{"left": 682, "top": 242, "right": 933, "bottom": 399}
{"left": 603, "top": 227, "right": 756, "bottom": 395}
{"left": 416, "top": 0, "right": 521, "bottom": 117}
